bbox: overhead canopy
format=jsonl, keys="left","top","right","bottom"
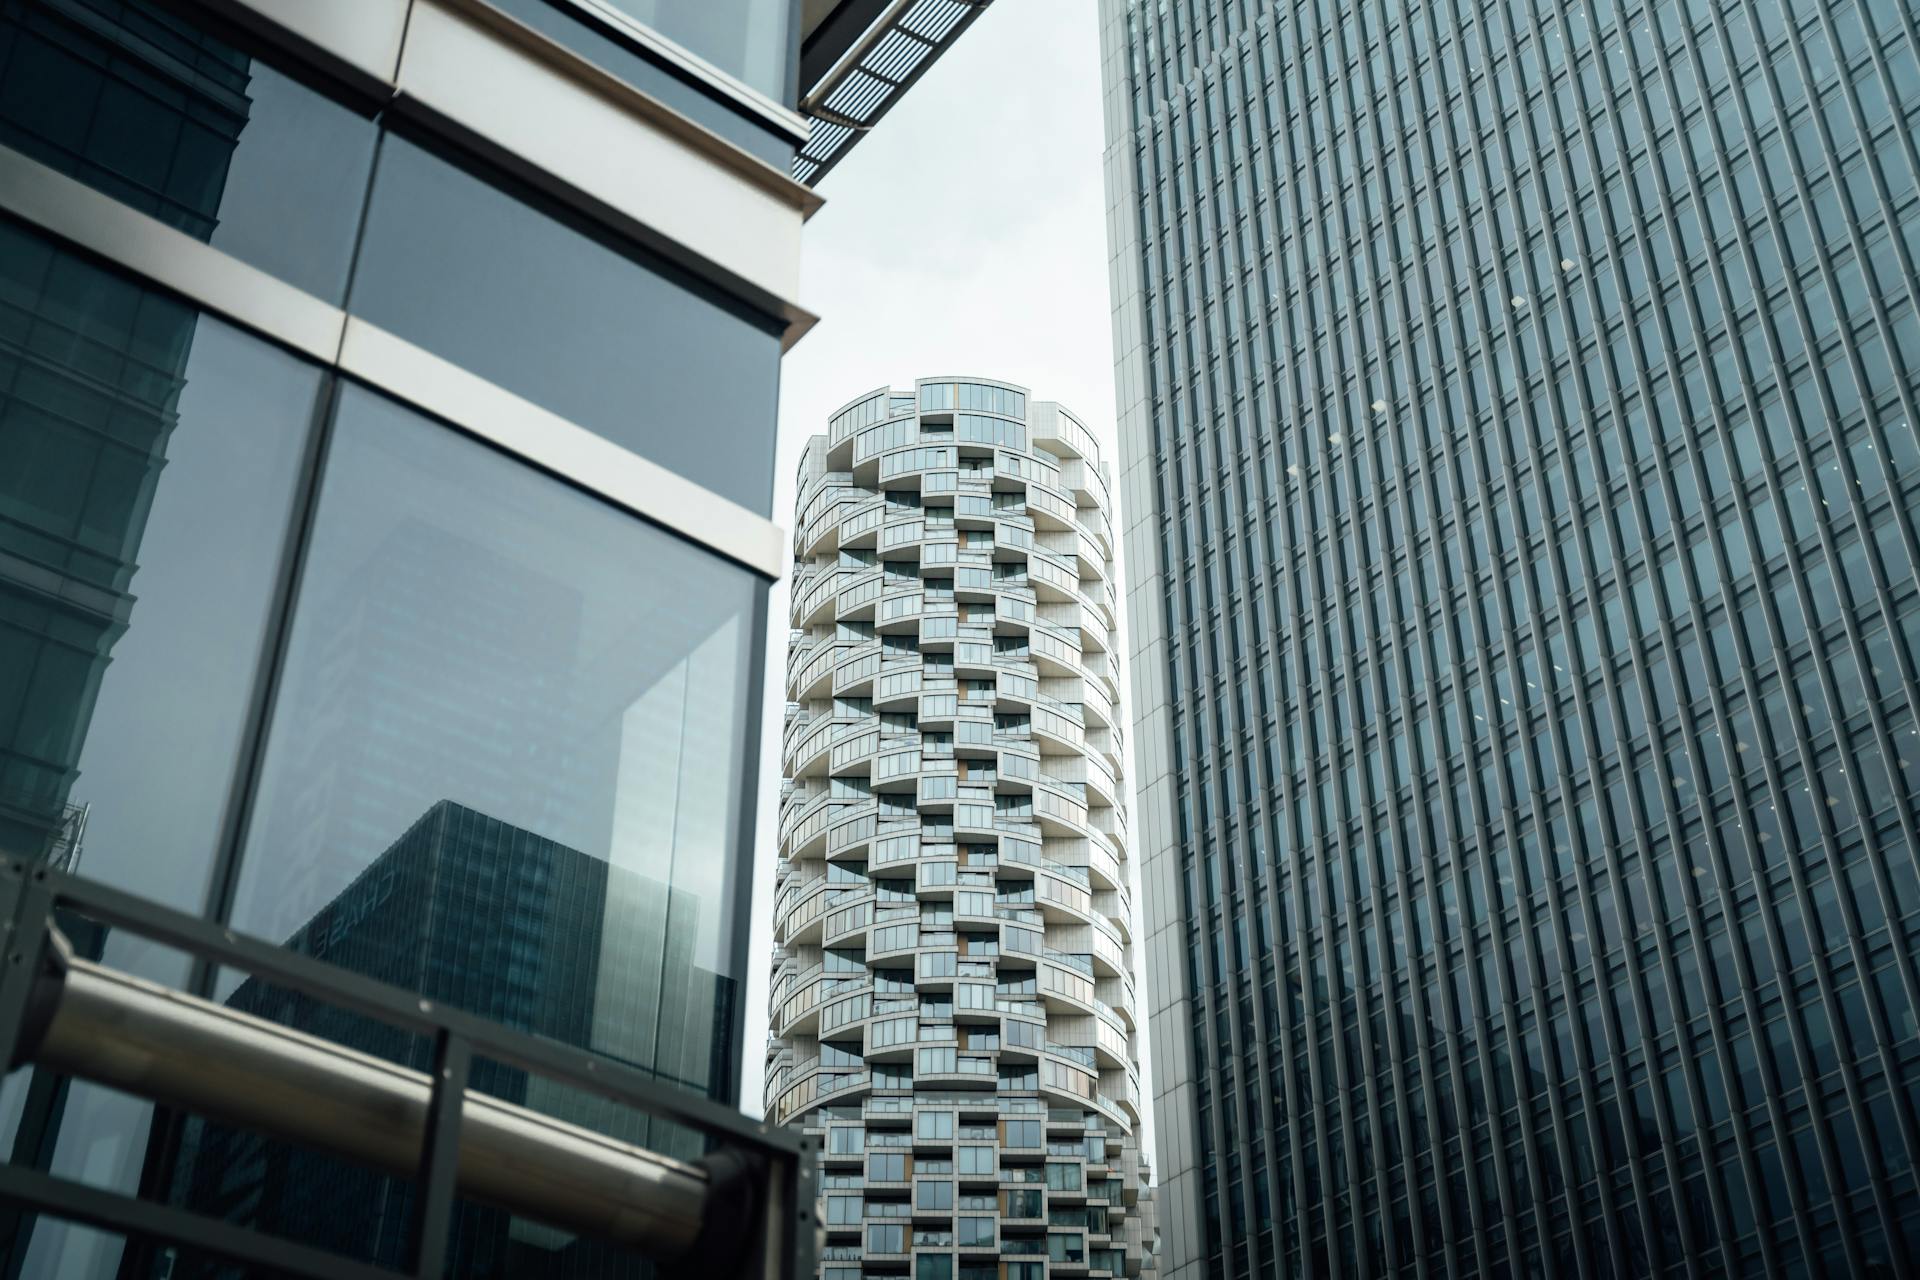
{"left": 793, "top": 0, "right": 996, "bottom": 185}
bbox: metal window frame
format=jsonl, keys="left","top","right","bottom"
{"left": 0, "top": 862, "right": 819, "bottom": 1280}
{"left": 0, "top": 146, "right": 787, "bottom": 581}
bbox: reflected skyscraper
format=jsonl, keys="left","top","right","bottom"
{"left": 1103, "top": 1, "right": 1920, "bottom": 1277}
{"left": 0, "top": 0, "right": 252, "bottom": 864}
{"left": 179, "top": 800, "right": 721, "bottom": 1276}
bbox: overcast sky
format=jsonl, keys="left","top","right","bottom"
{"left": 738, "top": 0, "right": 1145, "bottom": 1136}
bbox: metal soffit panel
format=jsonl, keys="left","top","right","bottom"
{"left": 0, "top": 149, "right": 788, "bottom": 581}
{"left": 794, "top": 0, "right": 993, "bottom": 186}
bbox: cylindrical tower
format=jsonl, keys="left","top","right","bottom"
{"left": 767, "top": 378, "right": 1157, "bottom": 1279}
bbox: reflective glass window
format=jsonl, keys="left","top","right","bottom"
{"left": 0, "top": 0, "right": 377, "bottom": 300}
{"left": 0, "top": 219, "right": 317, "bottom": 921}
{"left": 0, "top": 218, "right": 320, "bottom": 1275}
{"left": 578, "top": 0, "right": 793, "bottom": 100}
{"left": 489, "top": 0, "right": 796, "bottom": 163}
{"left": 347, "top": 133, "right": 782, "bottom": 512}
{"left": 228, "top": 382, "right": 761, "bottom": 1103}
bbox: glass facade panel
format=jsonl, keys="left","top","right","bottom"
{"left": 488, "top": 0, "right": 796, "bottom": 165}
{"left": 0, "top": 216, "right": 324, "bottom": 1278}
{"left": 0, "top": 0, "right": 802, "bottom": 1267}
{"left": 1105, "top": 0, "right": 1920, "bottom": 1277}
{"left": 230, "top": 381, "right": 761, "bottom": 1098}
{"left": 349, "top": 132, "right": 783, "bottom": 512}
{"left": 0, "top": 0, "right": 377, "bottom": 300}
{"left": 0, "top": 218, "right": 317, "bottom": 922}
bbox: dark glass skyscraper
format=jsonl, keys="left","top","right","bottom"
{"left": 1102, "top": 2, "right": 1920, "bottom": 1277}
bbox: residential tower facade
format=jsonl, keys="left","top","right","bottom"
{"left": 1102, "top": 1, "right": 1920, "bottom": 1277}
{"left": 767, "top": 379, "right": 1157, "bottom": 1280}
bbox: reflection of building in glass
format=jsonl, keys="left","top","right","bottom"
{"left": 259, "top": 522, "right": 593, "bottom": 945}
{"left": 0, "top": 0, "right": 252, "bottom": 864}
{"left": 254, "top": 511, "right": 741, "bottom": 1100}
{"left": 0, "top": 0, "right": 255, "bottom": 238}
{"left": 177, "top": 800, "right": 724, "bottom": 1276}
{"left": 0, "top": 230, "right": 190, "bottom": 865}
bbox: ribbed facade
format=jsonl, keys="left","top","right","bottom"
{"left": 766, "top": 378, "right": 1157, "bottom": 1279}
{"left": 1102, "top": 1, "right": 1920, "bottom": 1278}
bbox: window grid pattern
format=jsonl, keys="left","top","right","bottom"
{"left": 1106, "top": 0, "right": 1920, "bottom": 1277}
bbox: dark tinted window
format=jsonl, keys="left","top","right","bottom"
{"left": 230, "top": 382, "right": 761, "bottom": 1102}
{"left": 0, "top": 218, "right": 317, "bottom": 924}
{"left": 562, "top": 0, "right": 791, "bottom": 101}
{"left": 349, "top": 133, "right": 781, "bottom": 511}
{"left": 491, "top": 0, "right": 797, "bottom": 165}
{"left": 0, "top": 0, "right": 377, "bottom": 300}
{"left": 0, "top": 218, "right": 320, "bottom": 1277}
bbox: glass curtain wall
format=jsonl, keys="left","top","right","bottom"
{"left": 0, "top": 0, "right": 791, "bottom": 1273}
{"left": 1106, "top": 0, "right": 1920, "bottom": 1277}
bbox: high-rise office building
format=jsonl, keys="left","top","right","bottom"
{"left": 0, "top": 0, "right": 983, "bottom": 1271}
{"left": 1103, "top": 1, "right": 1920, "bottom": 1277}
{"left": 766, "top": 379, "right": 1157, "bottom": 1279}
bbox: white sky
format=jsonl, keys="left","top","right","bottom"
{"left": 739, "top": 0, "right": 1150, "bottom": 1156}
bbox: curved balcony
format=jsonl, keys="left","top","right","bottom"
{"left": 797, "top": 563, "right": 853, "bottom": 623}
{"left": 773, "top": 876, "right": 835, "bottom": 947}
{"left": 1037, "top": 958, "right": 1099, "bottom": 1018}
{"left": 1076, "top": 507, "right": 1114, "bottom": 563}
{"left": 838, "top": 497, "right": 884, "bottom": 547}
{"left": 832, "top": 644, "right": 883, "bottom": 696}
{"left": 1080, "top": 677, "right": 1117, "bottom": 732}
{"left": 827, "top": 387, "right": 891, "bottom": 449}
{"left": 819, "top": 801, "right": 877, "bottom": 859}
{"left": 1083, "top": 840, "right": 1122, "bottom": 894}
{"left": 1082, "top": 752, "right": 1120, "bottom": 812}
{"left": 785, "top": 714, "right": 842, "bottom": 778}
{"left": 828, "top": 727, "right": 880, "bottom": 776}
{"left": 1032, "top": 781, "right": 1088, "bottom": 836}
{"left": 878, "top": 590, "right": 923, "bottom": 629}
{"left": 1034, "top": 869, "right": 1093, "bottom": 923}
{"left": 873, "top": 444, "right": 959, "bottom": 486}
{"left": 822, "top": 900, "right": 873, "bottom": 946}
{"left": 1057, "top": 457, "right": 1108, "bottom": 513}
{"left": 1086, "top": 724, "right": 1124, "bottom": 777}
{"left": 793, "top": 640, "right": 846, "bottom": 703}
{"left": 1088, "top": 921, "right": 1126, "bottom": 979}
{"left": 779, "top": 789, "right": 834, "bottom": 859}
{"left": 880, "top": 508, "right": 930, "bottom": 543}
{"left": 873, "top": 664, "right": 922, "bottom": 709}
{"left": 1029, "top": 624, "right": 1082, "bottom": 678}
